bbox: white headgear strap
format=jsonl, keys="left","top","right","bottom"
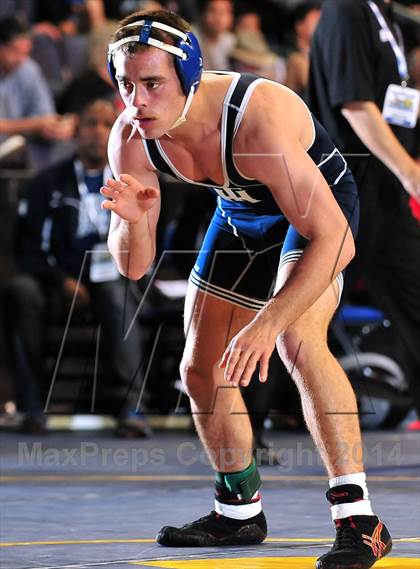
{"left": 108, "top": 20, "right": 188, "bottom": 60}
{"left": 166, "top": 86, "right": 195, "bottom": 132}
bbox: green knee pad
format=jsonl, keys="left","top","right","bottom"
{"left": 217, "top": 458, "right": 261, "bottom": 503}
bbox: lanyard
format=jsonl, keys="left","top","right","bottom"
{"left": 74, "top": 159, "right": 112, "bottom": 237}
{"left": 367, "top": 0, "right": 409, "bottom": 85}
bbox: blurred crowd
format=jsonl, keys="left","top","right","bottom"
{"left": 0, "top": 0, "right": 419, "bottom": 438}
{"left": 0, "top": 0, "right": 418, "bottom": 171}
{"left": 0, "top": 0, "right": 325, "bottom": 175}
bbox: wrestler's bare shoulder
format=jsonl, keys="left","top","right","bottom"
{"left": 236, "top": 80, "right": 314, "bottom": 148}
{"left": 201, "top": 70, "right": 237, "bottom": 92}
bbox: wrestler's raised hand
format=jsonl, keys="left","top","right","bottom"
{"left": 100, "top": 173, "right": 160, "bottom": 223}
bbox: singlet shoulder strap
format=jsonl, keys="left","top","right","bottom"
{"left": 223, "top": 73, "right": 263, "bottom": 186}
{"left": 143, "top": 138, "right": 176, "bottom": 177}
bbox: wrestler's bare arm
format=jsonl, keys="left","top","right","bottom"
{"left": 101, "top": 112, "right": 161, "bottom": 280}
{"left": 235, "top": 82, "right": 355, "bottom": 332}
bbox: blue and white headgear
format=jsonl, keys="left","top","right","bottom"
{"left": 108, "top": 18, "right": 203, "bottom": 130}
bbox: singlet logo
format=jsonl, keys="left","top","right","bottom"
{"left": 214, "top": 186, "right": 261, "bottom": 203}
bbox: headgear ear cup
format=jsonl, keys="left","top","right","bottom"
{"left": 107, "top": 19, "right": 203, "bottom": 96}
{"left": 107, "top": 55, "right": 118, "bottom": 87}
{"left": 176, "top": 32, "right": 203, "bottom": 95}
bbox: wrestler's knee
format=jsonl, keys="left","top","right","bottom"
{"left": 179, "top": 357, "right": 211, "bottom": 401}
{"left": 277, "top": 319, "right": 324, "bottom": 379}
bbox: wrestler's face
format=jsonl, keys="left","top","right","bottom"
{"left": 114, "top": 47, "right": 186, "bottom": 139}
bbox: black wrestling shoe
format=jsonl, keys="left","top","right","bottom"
{"left": 316, "top": 515, "right": 392, "bottom": 569}
{"left": 156, "top": 510, "right": 267, "bottom": 547}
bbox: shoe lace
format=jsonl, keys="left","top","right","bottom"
{"left": 334, "top": 518, "right": 359, "bottom": 550}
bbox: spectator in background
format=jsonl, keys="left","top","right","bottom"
{"left": 0, "top": 0, "right": 34, "bottom": 21}
{"left": 308, "top": 0, "right": 420, "bottom": 431}
{"left": 31, "top": 0, "right": 88, "bottom": 36}
{"left": 86, "top": 0, "right": 166, "bottom": 28}
{"left": 285, "top": 1, "right": 320, "bottom": 98}
{"left": 408, "top": 46, "right": 420, "bottom": 93}
{"left": 0, "top": 15, "right": 75, "bottom": 170}
{"left": 2, "top": 99, "right": 148, "bottom": 436}
{"left": 84, "top": 1, "right": 199, "bottom": 34}
{"left": 57, "top": 20, "right": 121, "bottom": 114}
{"left": 407, "top": 45, "right": 420, "bottom": 224}
{"left": 393, "top": 0, "right": 420, "bottom": 54}
{"left": 167, "top": 0, "right": 201, "bottom": 22}
{"left": 407, "top": 46, "right": 420, "bottom": 156}
{"left": 234, "top": 4, "right": 260, "bottom": 33}
{"left": 229, "top": 6, "right": 286, "bottom": 83}
{"left": 194, "top": 0, "right": 235, "bottom": 70}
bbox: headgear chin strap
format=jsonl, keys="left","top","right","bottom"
{"left": 108, "top": 19, "right": 203, "bottom": 127}
{"left": 166, "top": 85, "right": 195, "bottom": 132}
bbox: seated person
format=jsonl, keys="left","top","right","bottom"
{"left": 230, "top": 6, "right": 286, "bottom": 83}
{"left": 3, "top": 98, "right": 149, "bottom": 436}
{"left": 229, "top": 29, "right": 285, "bottom": 83}
{"left": 57, "top": 21, "right": 121, "bottom": 115}
{"left": 194, "top": 0, "right": 235, "bottom": 70}
{"left": 0, "top": 15, "right": 75, "bottom": 170}
{"left": 285, "top": 1, "right": 321, "bottom": 98}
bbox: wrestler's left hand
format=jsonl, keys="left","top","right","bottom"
{"left": 219, "top": 319, "right": 278, "bottom": 388}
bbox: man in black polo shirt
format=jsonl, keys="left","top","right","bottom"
{"left": 308, "top": 0, "right": 420, "bottom": 567}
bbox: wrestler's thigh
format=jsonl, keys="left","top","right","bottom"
{"left": 182, "top": 283, "right": 257, "bottom": 376}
